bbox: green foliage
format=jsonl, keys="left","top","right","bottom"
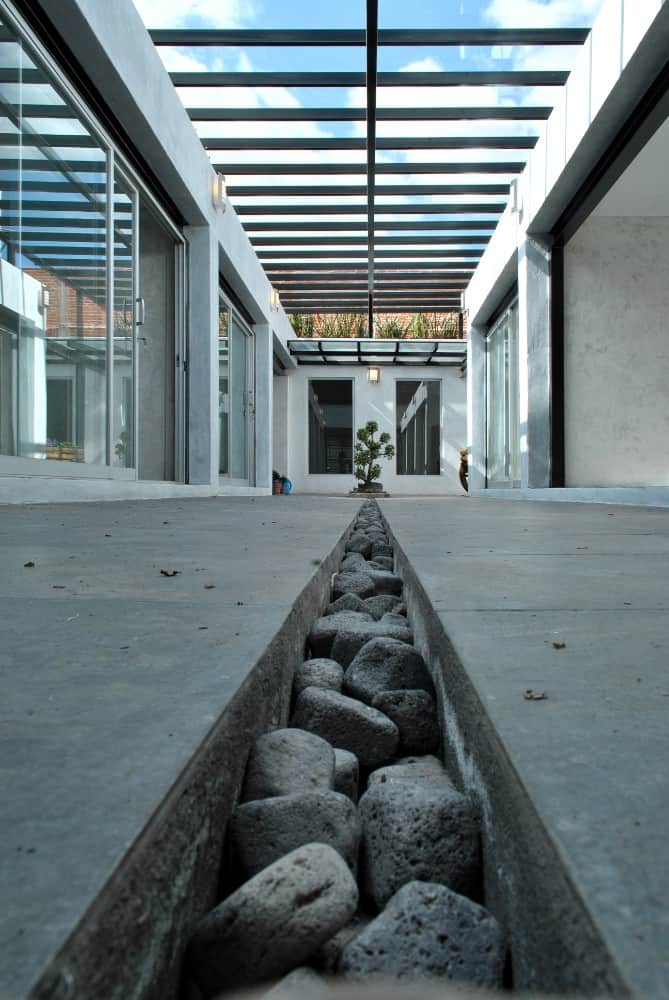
{"left": 409, "top": 312, "right": 460, "bottom": 339}
{"left": 354, "top": 420, "right": 395, "bottom": 486}
{"left": 375, "top": 315, "right": 407, "bottom": 339}
{"left": 289, "top": 313, "right": 315, "bottom": 338}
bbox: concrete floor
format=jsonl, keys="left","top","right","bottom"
{"left": 380, "top": 496, "right": 669, "bottom": 999}
{"left": 1, "top": 493, "right": 668, "bottom": 998}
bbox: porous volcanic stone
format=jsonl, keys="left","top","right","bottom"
{"left": 229, "top": 791, "right": 361, "bottom": 878}
{"left": 369, "top": 555, "right": 394, "bottom": 572}
{"left": 368, "top": 755, "right": 453, "bottom": 789}
{"left": 334, "top": 747, "right": 359, "bottom": 802}
{"left": 242, "top": 728, "right": 334, "bottom": 803}
{"left": 332, "top": 571, "right": 376, "bottom": 601}
{"left": 363, "top": 594, "right": 402, "bottom": 620}
{"left": 339, "top": 552, "right": 367, "bottom": 573}
{"left": 394, "top": 602, "right": 407, "bottom": 616}
{"left": 330, "top": 620, "right": 413, "bottom": 669}
{"left": 371, "top": 690, "right": 440, "bottom": 755}
{"left": 294, "top": 658, "right": 344, "bottom": 696}
{"left": 338, "top": 881, "right": 505, "bottom": 987}
{"left": 372, "top": 541, "right": 394, "bottom": 560}
{"left": 379, "top": 612, "right": 413, "bottom": 634}
{"left": 343, "top": 637, "right": 434, "bottom": 705}
{"left": 187, "top": 843, "right": 358, "bottom": 995}
{"left": 358, "top": 782, "right": 481, "bottom": 908}
{"left": 291, "top": 686, "right": 399, "bottom": 769}
{"left": 325, "top": 593, "right": 368, "bottom": 616}
{"left": 345, "top": 532, "right": 373, "bottom": 558}
{"left": 263, "top": 967, "right": 327, "bottom": 999}
{"left": 308, "top": 611, "right": 374, "bottom": 658}
{"left": 312, "top": 914, "right": 372, "bottom": 974}
{"left": 366, "top": 568, "right": 403, "bottom": 596}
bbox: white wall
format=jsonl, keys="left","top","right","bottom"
{"left": 285, "top": 364, "right": 466, "bottom": 495}
{"left": 564, "top": 216, "right": 669, "bottom": 486}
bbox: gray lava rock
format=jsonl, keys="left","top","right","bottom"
{"left": 338, "top": 881, "right": 505, "bottom": 988}
{"left": 394, "top": 601, "right": 407, "bottom": 616}
{"left": 371, "top": 690, "right": 440, "bottom": 755}
{"left": 369, "top": 555, "right": 394, "bottom": 572}
{"left": 332, "top": 571, "right": 376, "bottom": 601}
{"left": 343, "top": 637, "right": 434, "bottom": 705}
{"left": 364, "top": 594, "right": 402, "bottom": 620}
{"left": 263, "top": 967, "right": 327, "bottom": 999}
{"left": 334, "top": 747, "right": 359, "bottom": 802}
{"left": 339, "top": 552, "right": 367, "bottom": 573}
{"left": 379, "top": 612, "right": 413, "bottom": 634}
{"left": 325, "top": 593, "right": 368, "bottom": 616}
{"left": 358, "top": 782, "right": 481, "bottom": 908}
{"left": 308, "top": 610, "right": 374, "bottom": 658}
{"left": 312, "top": 914, "right": 372, "bottom": 974}
{"left": 188, "top": 843, "right": 358, "bottom": 995}
{"left": 242, "top": 728, "right": 334, "bottom": 803}
{"left": 294, "top": 658, "right": 344, "bottom": 696}
{"left": 372, "top": 541, "right": 394, "bottom": 560}
{"left": 229, "top": 790, "right": 361, "bottom": 878}
{"left": 366, "top": 568, "right": 403, "bottom": 596}
{"left": 331, "top": 620, "right": 413, "bottom": 669}
{"left": 345, "top": 532, "right": 373, "bottom": 558}
{"left": 291, "top": 686, "right": 399, "bottom": 769}
{"left": 368, "top": 755, "right": 453, "bottom": 789}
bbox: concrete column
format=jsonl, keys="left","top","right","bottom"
{"left": 184, "top": 225, "right": 218, "bottom": 485}
{"left": 518, "top": 236, "right": 553, "bottom": 489}
{"left": 254, "top": 323, "right": 272, "bottom": 490}
{"left": 467, "top": 326, "right": 486, "bottom": 491}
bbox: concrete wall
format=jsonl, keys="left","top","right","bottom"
{"left": 564, "top": 216, "right": 669, "bottom": 486}
{"left": 285, "top": 364, "right": 466, "bottom": 495}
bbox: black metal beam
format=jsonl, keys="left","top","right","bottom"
{"left": 242, "top": 220, "right": 496, "bottom": 232}
{"left": 204, "top": 136, "right": 536, "bottom": 150}
{"left": 258, "top": 249, "right": 482, "bottom": 260}
{"left": 190, "top": 105, "right": 552, "bottom": 122}
{"left": 172, "top": 70, "right": 568, "bottom": 87}
{"left": 0, "top": 200, "right": 130, "bottom": 215}
{"left": 250, "top": 235, "right": 490, "bottom": 246}
{"left": 0, "top": 133, "right": 98, "bottom": 148}
{"left": 214, "top": 161, "right": 525, "bottom": 175}
{"left": 265, "top": 262, "right": 474, "bottom": 272}
{"left": 236, "top": 203, "right": 505, "bottom": 216}
{"left": 152, "top": 27, "right": 589, "bottom": 46}
{"left": 0, "top": 158, "right": 106, "bottom": 174}
{"left": 229, "top": 183, "right": 509, "bottom": 197}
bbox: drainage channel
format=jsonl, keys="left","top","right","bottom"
{"left": 183, "top": 500, "right": 509, "bottom": 999}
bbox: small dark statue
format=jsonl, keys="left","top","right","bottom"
{"left": 354, "top": 420, "right": 395, "bottom": 493}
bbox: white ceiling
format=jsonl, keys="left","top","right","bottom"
{"left": 593, "top": 113, "right": 669, "bottom": 216}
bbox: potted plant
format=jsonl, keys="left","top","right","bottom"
{"left": 273, "top": 469, "right": 283, "bottom": 494}
{"left": 353, "top": 420, "right": 395, "bottom": 494}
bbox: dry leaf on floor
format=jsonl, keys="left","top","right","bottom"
{"left": 524, "top": 689, "right": 548, "bottom": 701}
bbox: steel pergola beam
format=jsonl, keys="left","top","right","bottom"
{"left": 236, "top": 203, "right": 505, "bottom": 216}
{"left": 152, "top": 28, "right": 589, "bottom": 46}
{"left": 258, "top": 250, "right": 482, "bottom": 260}
{"left": 228, "top": 184, "right": 510, "bottom": 197}
{"left": 204, "top": 136, "right": 536, "bottom": 150}
{"left": 250, "top": 235, "right": 490, "bottom": 246}
{"left": 171, "top": 70, "right": 568, "bottom": 87}
{"left": 213, "top": 161, "right": 525, "bottom": 176}
{"left": 243, "top": 220, "right": 496, "bottom": 232}
{"left": 189, "top": 105, "right": 552, "bottom": 122}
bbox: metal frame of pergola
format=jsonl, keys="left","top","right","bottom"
{"left": 149, "top": 8, "right": 589, "bottom": 332}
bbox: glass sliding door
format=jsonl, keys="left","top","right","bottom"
{"left": 396, "top": 380, "right": 441, "bottom": 476}
{"left": 219, "top": 296, "right": 255, "bottom": 485}
{"left": 486, "top": 299, "right": 520, "bottom": 487}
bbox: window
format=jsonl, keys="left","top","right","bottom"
{"left": 486, "top": 300, "right": 520, "bottom": 486}
{"left": 308, "top": 380, "right": 353, "bottom": 474}
{"left": 396, "top": 380, "right": 441, "bottom": 475}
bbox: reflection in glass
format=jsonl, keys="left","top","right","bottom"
{"left": 396, "top": 380, "right": 441, "bottom": 475}
{"left": 0, "top": 17, "right": 109, "bottom": 463}
{"left": 308, "top": 380, "right": 353, "bottom": 474}
{"left": 112, "top": 172, "right": 134, "bottom": 466}
{"left": 218, "top": 300, "right": 228, "bottom": 474}
{"left": 486, "top": 301, "right": 520, "bottom": 486}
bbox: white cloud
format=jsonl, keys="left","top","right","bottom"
{"left": 131, "top": 0, "right": 256, "bottom": 29}
{"left": 483, "top": 0, "right": 603, "bottom": 28}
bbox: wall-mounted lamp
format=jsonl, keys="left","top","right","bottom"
{"left": 39, "top": 286, "right": 50, "bottom": 312}
{"left": 212, "top": 173, "right": 227, "bottom": 212}
{"left": 270, "top": 287, "right": 281, "bottom": 312}
{"left": 367, "top": 366, "right": 381, "bottom": 384}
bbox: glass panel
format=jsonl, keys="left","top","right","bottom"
{"left": 218, "top": 299, "right": 229, "bottom": 475}
{"left": 228, "top": 314, "right": 249, "bottom": 480}
{"left": 0, "top": 16, "right": 109, "bottom": 464}
{"left": 308, "top": 379, "right": 353, "bottom": 474}
{"left": 112, "top": 172, "right": 134, "bottom": 467}
{"left": 486, "top": 300, "right": 520, "bottom": 486}
{"left": 396, "top": 380, "right": 441, "bottom": 475}
{"left": 137, "top": 198, "right": 175, "bottom": 481}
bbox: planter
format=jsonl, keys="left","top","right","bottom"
{"left": 273, "top": 481, "right": 283, "bottom": 495}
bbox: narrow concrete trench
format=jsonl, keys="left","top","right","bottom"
{"left": 182, "top": 501, "right": 510, "bottom": 999}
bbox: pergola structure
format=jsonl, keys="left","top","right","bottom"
{"left": 150, "top": 4, "right": 589, "bottom": 333}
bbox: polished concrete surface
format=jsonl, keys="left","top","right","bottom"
{"left": 381, "top": 496, "right": 669, "bottom": 999}
{"left": 2, "top": 493, "right": 668, "bottom": 998}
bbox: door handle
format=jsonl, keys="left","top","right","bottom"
{"left": 135, "top": 297, "right": 145, "bottom": 326}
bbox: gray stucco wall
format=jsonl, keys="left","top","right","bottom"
{"left": 564, "top": 216, "right": 669, "bottom": 486}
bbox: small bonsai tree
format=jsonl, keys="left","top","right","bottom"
{"left": 354, "top": 420, "right": 395, "bottom": 489}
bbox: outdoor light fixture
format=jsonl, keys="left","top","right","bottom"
{"left": 270, "top": 287, "right": 280, "bottom": 311}
{"left": 367, "top": 366, "right": 381, "bottom": 384}
{"left": 212, "top": 173, "right": 227, "bottom": 212}
{"left": 39, "top": 287, "right": 50, "bottom": 312}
